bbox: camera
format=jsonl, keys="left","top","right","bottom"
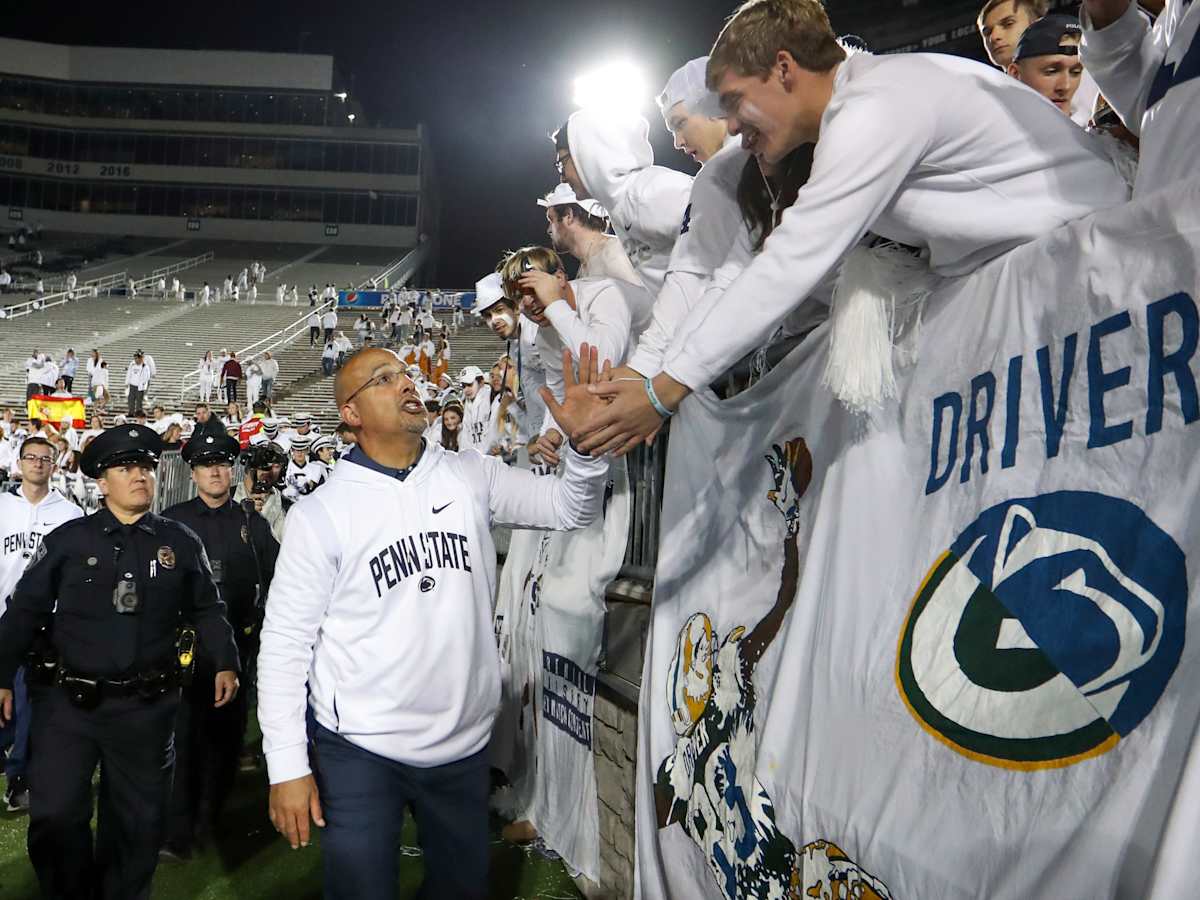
{"left": 239, "top": 444, "right": 282, "bottom": 472}
{"left": 112, "top": 578, "right": 140, "bottom": 614}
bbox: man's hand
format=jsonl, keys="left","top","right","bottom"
{"left": 214, "top": 670, "right": 239, "bottom": 707}
{"left": 575, "top": 370, "right": 691, "bottom": 457}
{"left": 1083, "top": 0, "right": 1132, "bottom": 29}
{"left": 269, "top": 774, "right": 326, "bottom": 849}
{"left": 516, "top": 271, "right": 566, "bottom": 324}
{"left": 529, "top": 429, "right": 564, "bottom": 467}
{"left": 538, "top": 344, "right": 610, "bottom": 444}
{"left": 0, "top": 688, "right": 11, "bottom": 726}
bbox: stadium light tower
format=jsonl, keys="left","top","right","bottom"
{"left": 572, "top": 61, "right": 647, "bottom": 114}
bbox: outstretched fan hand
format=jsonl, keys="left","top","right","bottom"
{"left": 539, "top": 344, "right": 609, "bottom": 447}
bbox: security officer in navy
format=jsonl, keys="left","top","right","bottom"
{"left": 160, "top": 432, "right": 278, "bottom": 859}
{"left": 0, "top": 424, "right": 240, "bottom": 900}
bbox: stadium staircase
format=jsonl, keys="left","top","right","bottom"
{"left": 270, "top": 313, "right": 507, "bottom": 433}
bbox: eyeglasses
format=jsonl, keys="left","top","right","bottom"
{"left": 21, "top": 454, "right": 54, "bottom": 465}
{"left": 342, "top": 367, "right": 406, "bottom": 406}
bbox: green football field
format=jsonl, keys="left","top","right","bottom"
{"left": 0, "top": 714, "right": 582, "bottom": 900}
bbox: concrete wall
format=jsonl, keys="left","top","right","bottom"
{"left": 579, "top": 682, "right": 640, "bottom": 900}
{"left": 0, "top": 36, "right": 334, "bottom": 91}
{"left": 2, "top": 205, "right": 415, "bottom": 249}
{"left": 0, "top": 154, "right": 418, "bottom": 192}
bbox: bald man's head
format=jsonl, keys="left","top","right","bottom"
{"left": 336, "top": 348, "right": 428, "bottom": 439}
{"left": 335, "top": 348, "right": 401, "bottom": 407}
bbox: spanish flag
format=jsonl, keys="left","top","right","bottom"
{"left": 27, "top": 394, "right": 86, "bottom": 428}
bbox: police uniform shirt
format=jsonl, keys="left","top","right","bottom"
{"left": 161, "top": 496, "right": 278, "bottom": 632}
{"left": 0, "top": 507, "right": 240, "bottom": 688}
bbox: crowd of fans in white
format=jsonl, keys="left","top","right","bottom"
{"left": 0, "top": 0, "right": 1191, "bottom": 893}
{"left": 2, "top": 0, "right": 1187, "bottom": 534}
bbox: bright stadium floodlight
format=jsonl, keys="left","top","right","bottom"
{"left": 573, "top": 61, "right": 647, "bottom": 114}
{"left": 334, "top": 92, "right": 348, "bottom": 101}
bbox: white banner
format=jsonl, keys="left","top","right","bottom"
{"left": 635, "top": 179, "right": 1200, "bottom": 899}
{"left": 493, "top": 453, "right": 631, "bottom": 882}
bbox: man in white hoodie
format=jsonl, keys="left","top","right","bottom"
{"left": 553, "top": 108, "right": 692, "bottom": 297}
{"left": 0, "top": 437, "right": 84, "bottom": 811}
{"left": 1080, "top": 0, "right": 1199, "bottom": 195}
{"left": 576, "top": 0, "right": 1130, "bottom": 454}
{"left": 258, "top": 347, "right": 609, "bottom": 900}
{"left": 625, "top": 56, "right": 752, "bottom": 382}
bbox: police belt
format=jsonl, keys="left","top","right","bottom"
{"left": 54, "top": 658, "right": 180, "bottom": 707}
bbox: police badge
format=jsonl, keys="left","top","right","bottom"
{"left": 156, "top": 546, "right": 176, "bottom": 569}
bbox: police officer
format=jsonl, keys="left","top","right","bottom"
{"left": 161, "top": 433, "right": 278, "bottom": 859}
{"left": 0, "top": 424, "right": 240, "bottom": 900}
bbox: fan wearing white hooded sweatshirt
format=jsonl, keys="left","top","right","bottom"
{"left": 576, "top": 2, "right": 1130, "bottom": 455}
{"left": 258, "top": 348, "right": 609, "bottom": 900}
{"left": 1080, "top": 0, "right": 1200, "bottom": 196}
{"left": 626, "top": 56, "right": 752, "bottom": 379}
{"left": 554, "top": 108, "right": 692, "bottom": 298}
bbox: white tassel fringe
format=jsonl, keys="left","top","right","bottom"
{"left": 822, "top": 242, "right": 936, "bottom": 415}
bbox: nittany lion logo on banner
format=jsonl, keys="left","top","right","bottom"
{"left": 897, "top": 491, "right": 1186, "bottom": 770}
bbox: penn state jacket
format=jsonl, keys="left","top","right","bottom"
{"left": 257, "top": 440, "right": 608, "bottom": 782}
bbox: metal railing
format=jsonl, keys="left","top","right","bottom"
{"left": 619, "top": 428, "right": 669, "bottom": 583}
{"left": 178, "top": 298, "right": 336, "bottom": 402}
{"left": 131, "top": 251, "right": 216, "bottom": 291}
{"left": 2, "top": 270, "right": 129, "bottom": 320}
{"left": 354, "top": 244, "right": 430, "bottom": 290}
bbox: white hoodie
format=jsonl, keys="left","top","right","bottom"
{"left": 628, "top": 138, "right": 748, "bottom": 377}
{"left": 257, "top": 441, "right": 608, "bottom": 779}
{"left": 663, "top": 50, "right": 1130, "bottom": 392}
{"left": 567, "top": 109, "right": 692, "bottom": 298}
{"left": 1080, "top": 0, "right": 1200, "bottom": 196}
{"left": 0, "top": 487, "right": 84, "bottom": 612}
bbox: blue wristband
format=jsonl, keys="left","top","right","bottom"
{"left": 644, "top": 377, "right": 674, "bottom": 419}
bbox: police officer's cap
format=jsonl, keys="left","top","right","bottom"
{"left": 182, "top": 433, "right": 240, "bottom": 467}
{"left": 80, "top": 424, "right": 163, "bottom": 478}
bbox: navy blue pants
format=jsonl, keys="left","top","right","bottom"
{"left": 311, "top": 723, "right": 489, "bottom": 900}
{"left": 0, "top": 666, "right": 30, "bottom": 779}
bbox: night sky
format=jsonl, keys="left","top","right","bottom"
{"left": 0, "top": 0, "right": 990, "bottom": 286}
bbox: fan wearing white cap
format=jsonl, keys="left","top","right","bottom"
{"left": 472, "top": 272, "right": 547, "bottom": 442}
{"left": 282, "top": 435, "right": 313, "bottom": 504}
{"left": 301, "top": 435, "right": 337, "bottom": 494}
{"left": 456, "top": 365, "right": 493, "bottom": 454}
{"left": 538, "top": 184, "right": 639, "bottom": 286}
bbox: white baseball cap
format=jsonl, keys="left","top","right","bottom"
{"left": 537, "top": 183, "right": 609, "bottom": 220}
{"left": 657, "top": 56, "right": 723, "bottom": 122}
{"left": 458, "top": 365, "right": 485, "bottom": 385}
{"left": 472, "top": 272, "right": 508, "bottom": 315}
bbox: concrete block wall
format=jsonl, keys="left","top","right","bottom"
{"left": 576, "top": 682, "right": 640, "bottom": 900}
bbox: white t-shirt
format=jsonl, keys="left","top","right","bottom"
{"left": 1080, "top": 0, "right": 1200, "bottom": 196}
{"left": 663, "top": 50, "right": 1131, "bottom": 392}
